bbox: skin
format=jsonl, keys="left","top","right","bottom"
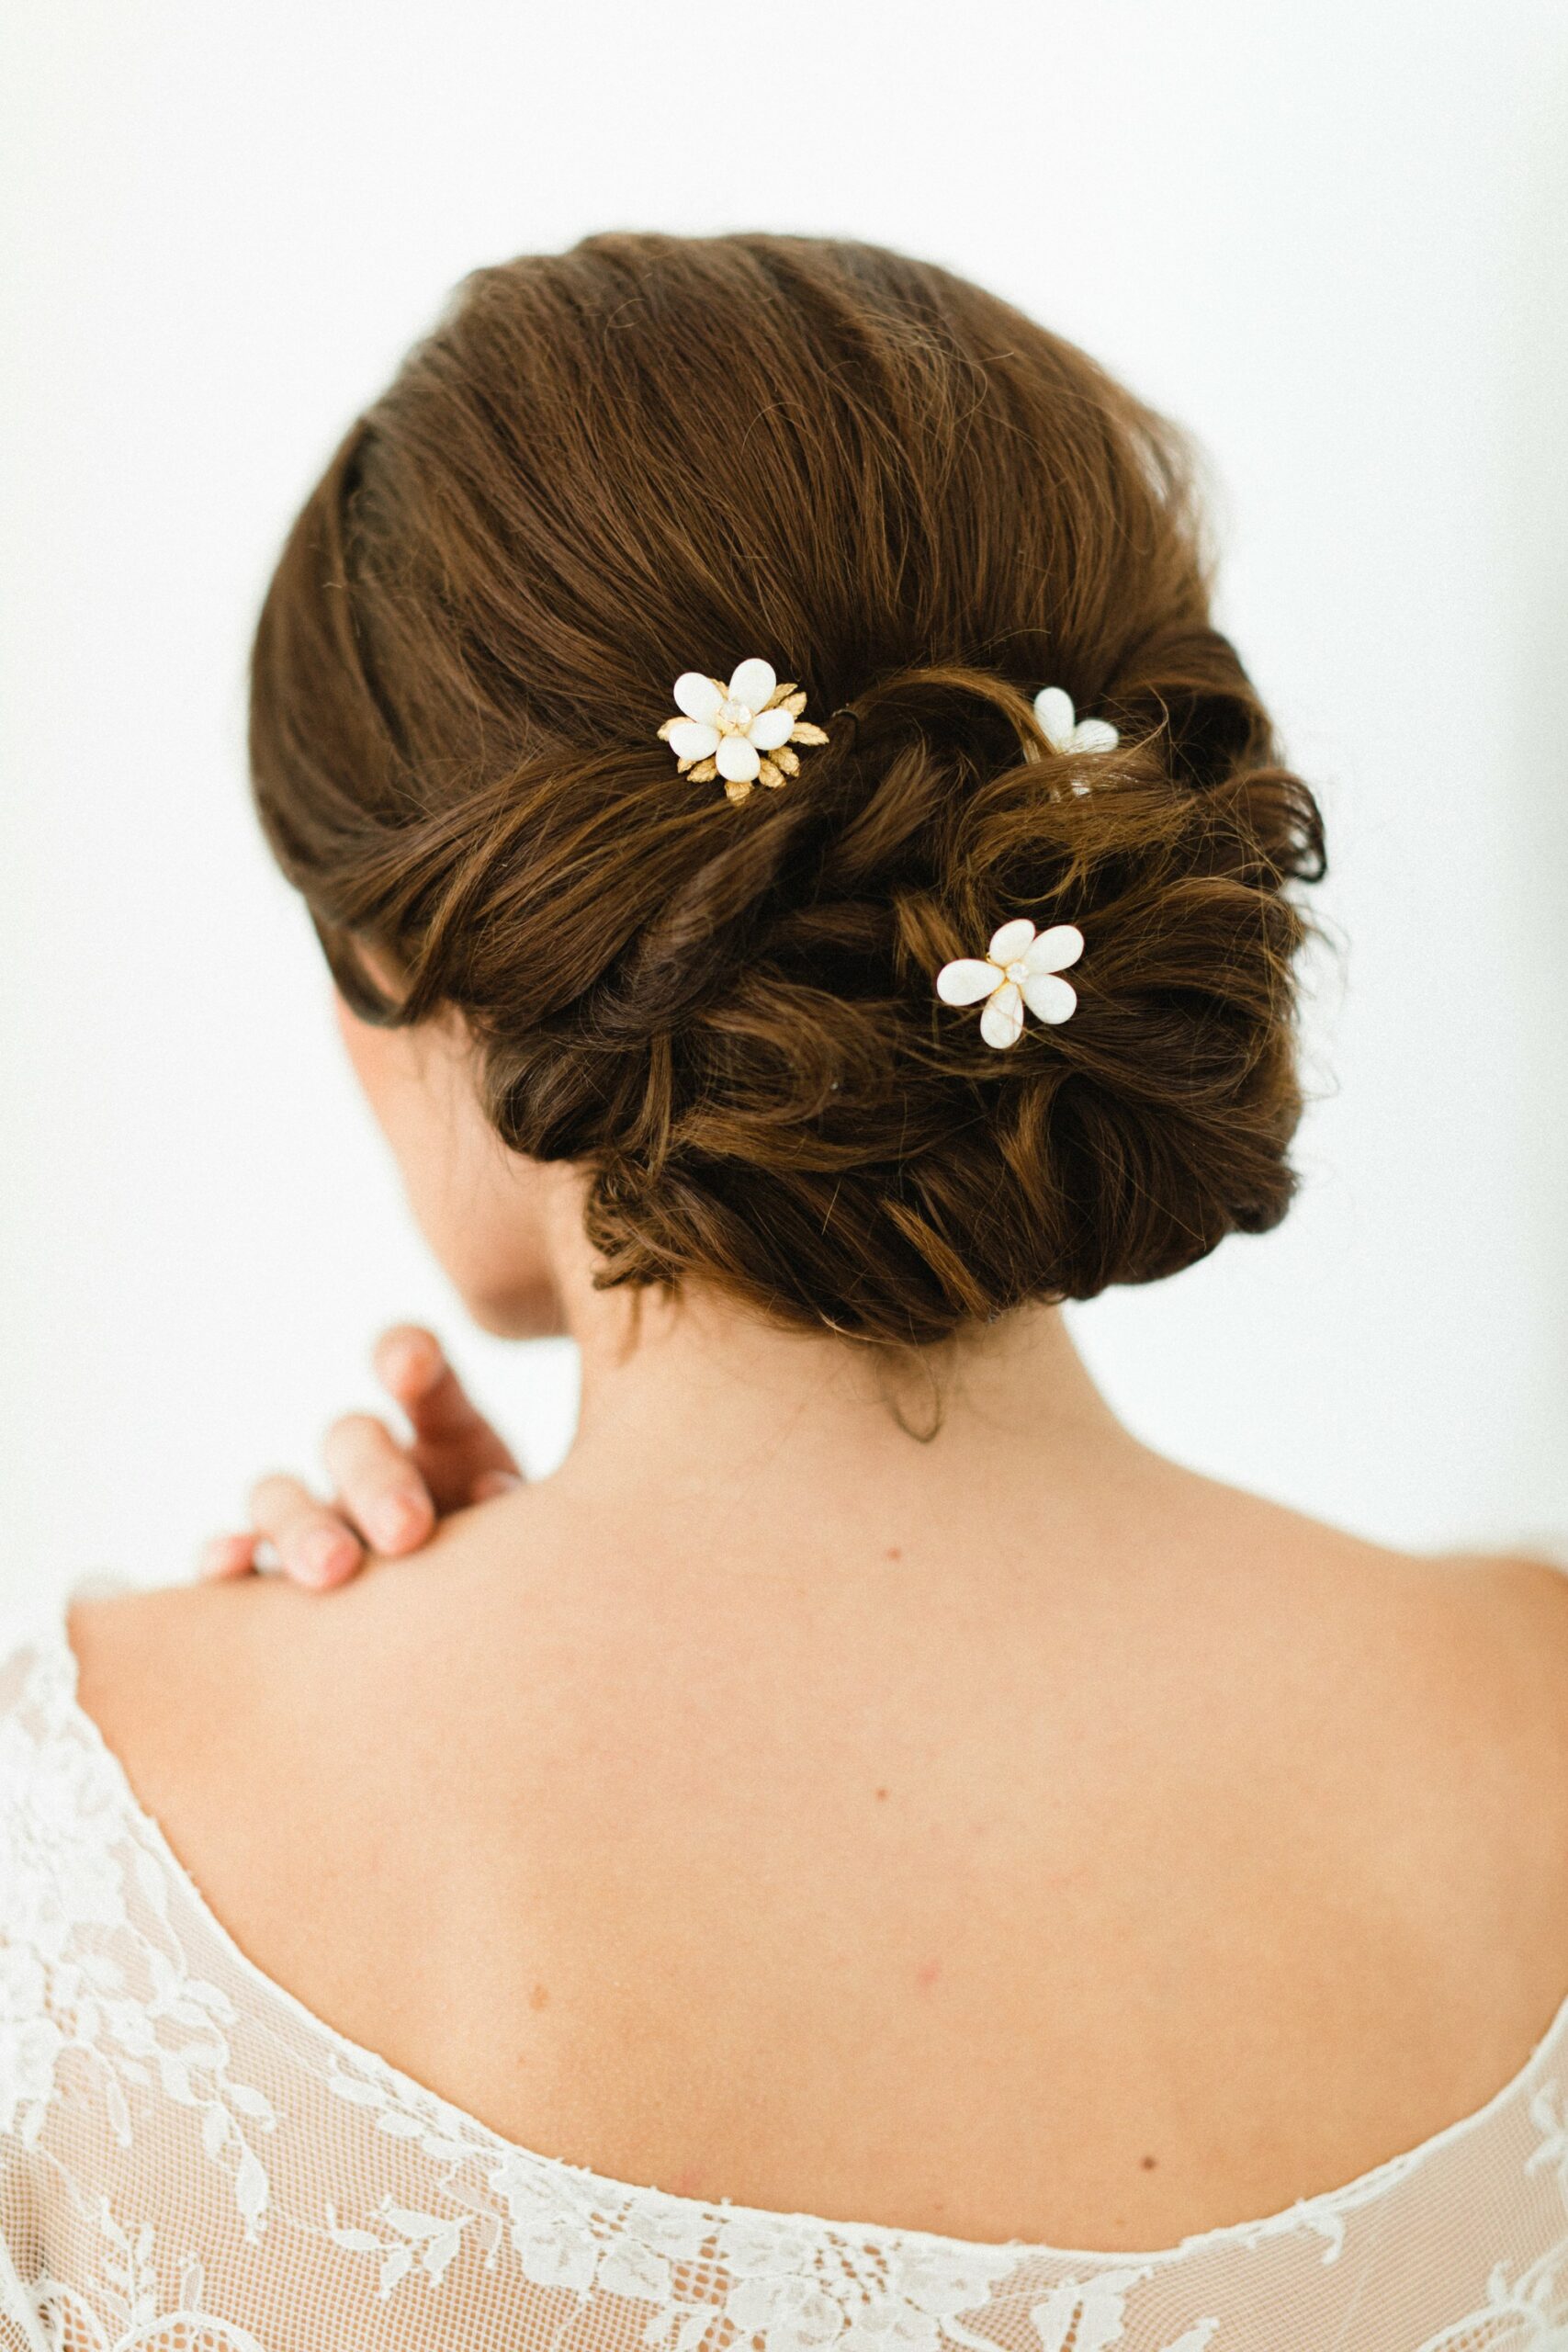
{"left": 68, "top": 986, "right": 1568, "bottom": 2254}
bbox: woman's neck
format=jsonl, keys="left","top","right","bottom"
{"left": 536, "top": 1196, "right": 1148, "bottom": 1553}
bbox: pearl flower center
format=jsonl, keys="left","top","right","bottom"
{"left": 1003, "top": 959, "right": 1029, "bottom": 985}
{"left": 717, "top": 700, "right": 754, "bottom": 734}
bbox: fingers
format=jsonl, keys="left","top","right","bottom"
{"left": 372, "top": 1323, "right": 448, "bottom": 1415}
{"left": 371, "top": 1324, "right": 523, "bottom": 1507}
{"left": 198, "top": 1411, "right": 434, "bottom": 1594}
{"left": 244, "top": 1472, "right": 363, "bottom": 1589}
{"left": 197, "top": 1532, "right": 260, "bottom": 1581}
{"left": 320, "top": 1412, "right": 437, "bottom": 1557}
{"left": 196, "top": 1327, "right": 518, "bottom": 1595}
{"left": 374, "top": 1324, "right": 502, "bottom": 1446}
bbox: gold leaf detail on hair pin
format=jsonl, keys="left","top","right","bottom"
{"left": 935, "top": 919, "right": 1084, "bottom": 1050}
{"left": 658, "top": 659, "right": 830, "bottom": 803}
{"left": 1032, "top": 686, "right": 1119, "bottom": 797}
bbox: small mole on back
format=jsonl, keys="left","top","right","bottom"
{"left": 885, "top": 1545, "right": 902, "bottom": 1561}
{"left": 915, "top": 1958, "right": 941, "bottom": 1990}
{"left": 874, "top": 1786, "right": 889, "bottom": 1802}
{"left": 1140, "top": 2154, "right": 1157, "bottom": 2171}
{"left": 529, "top": 1983, "right": 550, "bottom": 2012}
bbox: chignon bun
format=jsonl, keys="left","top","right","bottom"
{"left": 250, "top": 231, "right": 1325, "bottom": 1348}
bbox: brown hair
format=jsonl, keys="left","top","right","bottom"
{"left": 250, "top": 232, "right": 1325, "bottom": 1348}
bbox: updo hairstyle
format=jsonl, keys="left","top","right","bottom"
{"left": 249, "top": 232, "right": 1325, "bottom": 1348}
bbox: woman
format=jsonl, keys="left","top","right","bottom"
{"left": 4, "top": 232, "right": 1566, "bottom": 2350}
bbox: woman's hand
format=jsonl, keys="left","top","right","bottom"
{"left": 198, "top": 1326, "right": 522, "bottom": 1589}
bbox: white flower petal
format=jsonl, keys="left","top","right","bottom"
{"left": 728, "top": 658, "right": 776, "bottom": 712}
{"left": 1032, "top": 686, "right": 1076, "bottom": 752}
{"left": 1021, "top": 922, "right": 1084, "bottom": 975}
{"left": 674, "top": 673, "right": 723, "bottom": 722}
{"left": 978, "top": 982, "right": 1025, "bottom": 1049}
{"left": 987, "top": 918, "right": 1036, "bottom": 966}
{"left": 666, "top": 718, "right": 720, "bottom": 763}
{"left": 716, "top": 734, "right": 761, "bottom": 784}
{"left": 748, "top": 706, "right": 794, "bottom": 751}
{"left": 1021, "top": 971, "right": 1077, "bottom": 1024}
{"left": 1072, "top": 717, "right": 1119, "bottom": 754}
{"left": 935, "top": 958, "right": 1002, "bottom": 1007}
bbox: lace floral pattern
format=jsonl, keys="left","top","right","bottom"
{"left": 4, "top": 1601, "right": 1568, "bottom": 2352}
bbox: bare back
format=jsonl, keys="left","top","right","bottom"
{"left": 68, "top": 1461, "right": 1568, "bottom": 2256}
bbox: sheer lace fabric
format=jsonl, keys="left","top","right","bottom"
{"left": 4, "top": 1597, "right": 1568, "bottom": 2352}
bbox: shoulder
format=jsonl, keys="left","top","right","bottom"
{"left": 1408, "top": 1546, "right": 1568, "bottom": 1789}
{"left": 68, "top": 1559, "right": 414, "bottom": 1772}
{"left": 1137, "top": 1487, "right": 1568, "bottom": 1928}
{"left": 70, "top": 1572, "right": 331, "bottom": 1721}
{"left": 1278, "top": 1540, "right": 1568, "bottom": 1983}
{"left": 1389, "top": 1547, "right": 1568, "bottom": 2027}
{"left": 1261, "top": 1526, "right": 1568, "bottom": 1802}
{"left": 1186, "top": 1482, "right": 1568, "bottom": 1747}
{"left": 62, "top": 1503, "right": 529, "bottom": 1838}
{"left": 1134, "top": 1510, "right": 1568, "bottom": 2092}
{"left": 1365, "top": 1544, "right": 1568, "bottom": 1754}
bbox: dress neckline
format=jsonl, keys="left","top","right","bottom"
{"left": 25, "top": 1568, "right": 1568, "bottom": 2277}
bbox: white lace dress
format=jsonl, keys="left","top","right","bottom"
{"left": 3, "top": 1594, "right": 1568, "bottom": 2352}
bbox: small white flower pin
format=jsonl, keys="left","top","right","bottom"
{"left": 936, "top": 919, "right": 1084, "bottom": 1050}
{"left": 1033, "top": 685, "right": 1119, "bottom": 757}
{"left": 658, "top": 658, "right": 829, "bottom": 805}
{"left": 1033, "top": 687, "right": 1119, "bottom": 794}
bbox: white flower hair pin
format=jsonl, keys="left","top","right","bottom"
{"left": 1033, "top": 685, "right": 1119, "bottom": 756}
{"left": 658, "top": 659, "right": 829, "bottom": 805}
{"left": 1033, "top": 686, "right": 1119, "bottom": 795}
{"left": 936, "top": 919, "right": 1085, "bottom": 1050}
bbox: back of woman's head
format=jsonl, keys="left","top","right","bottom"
{"left": 250, "top": 231, "right": 1325, "bottom": 1349}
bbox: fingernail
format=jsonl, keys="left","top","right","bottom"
{"left": 297, "top": 1528, "right": 357, "bottom": 1586}
{"left": 368, "top": 1494, "right": 429, "bottom": 1552}
{"left": 472, "top": 1471, "right": 524, "bottom": 1503}
{"left": 197, "top": 1536, "right": 245, "bottom": 1579}
{"left": 385, "top": 1338, "right": 436, "bottom": 1392}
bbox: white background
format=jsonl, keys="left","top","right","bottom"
{"left": 3, "top": 0, "right": 1566, "bottom": 1612}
